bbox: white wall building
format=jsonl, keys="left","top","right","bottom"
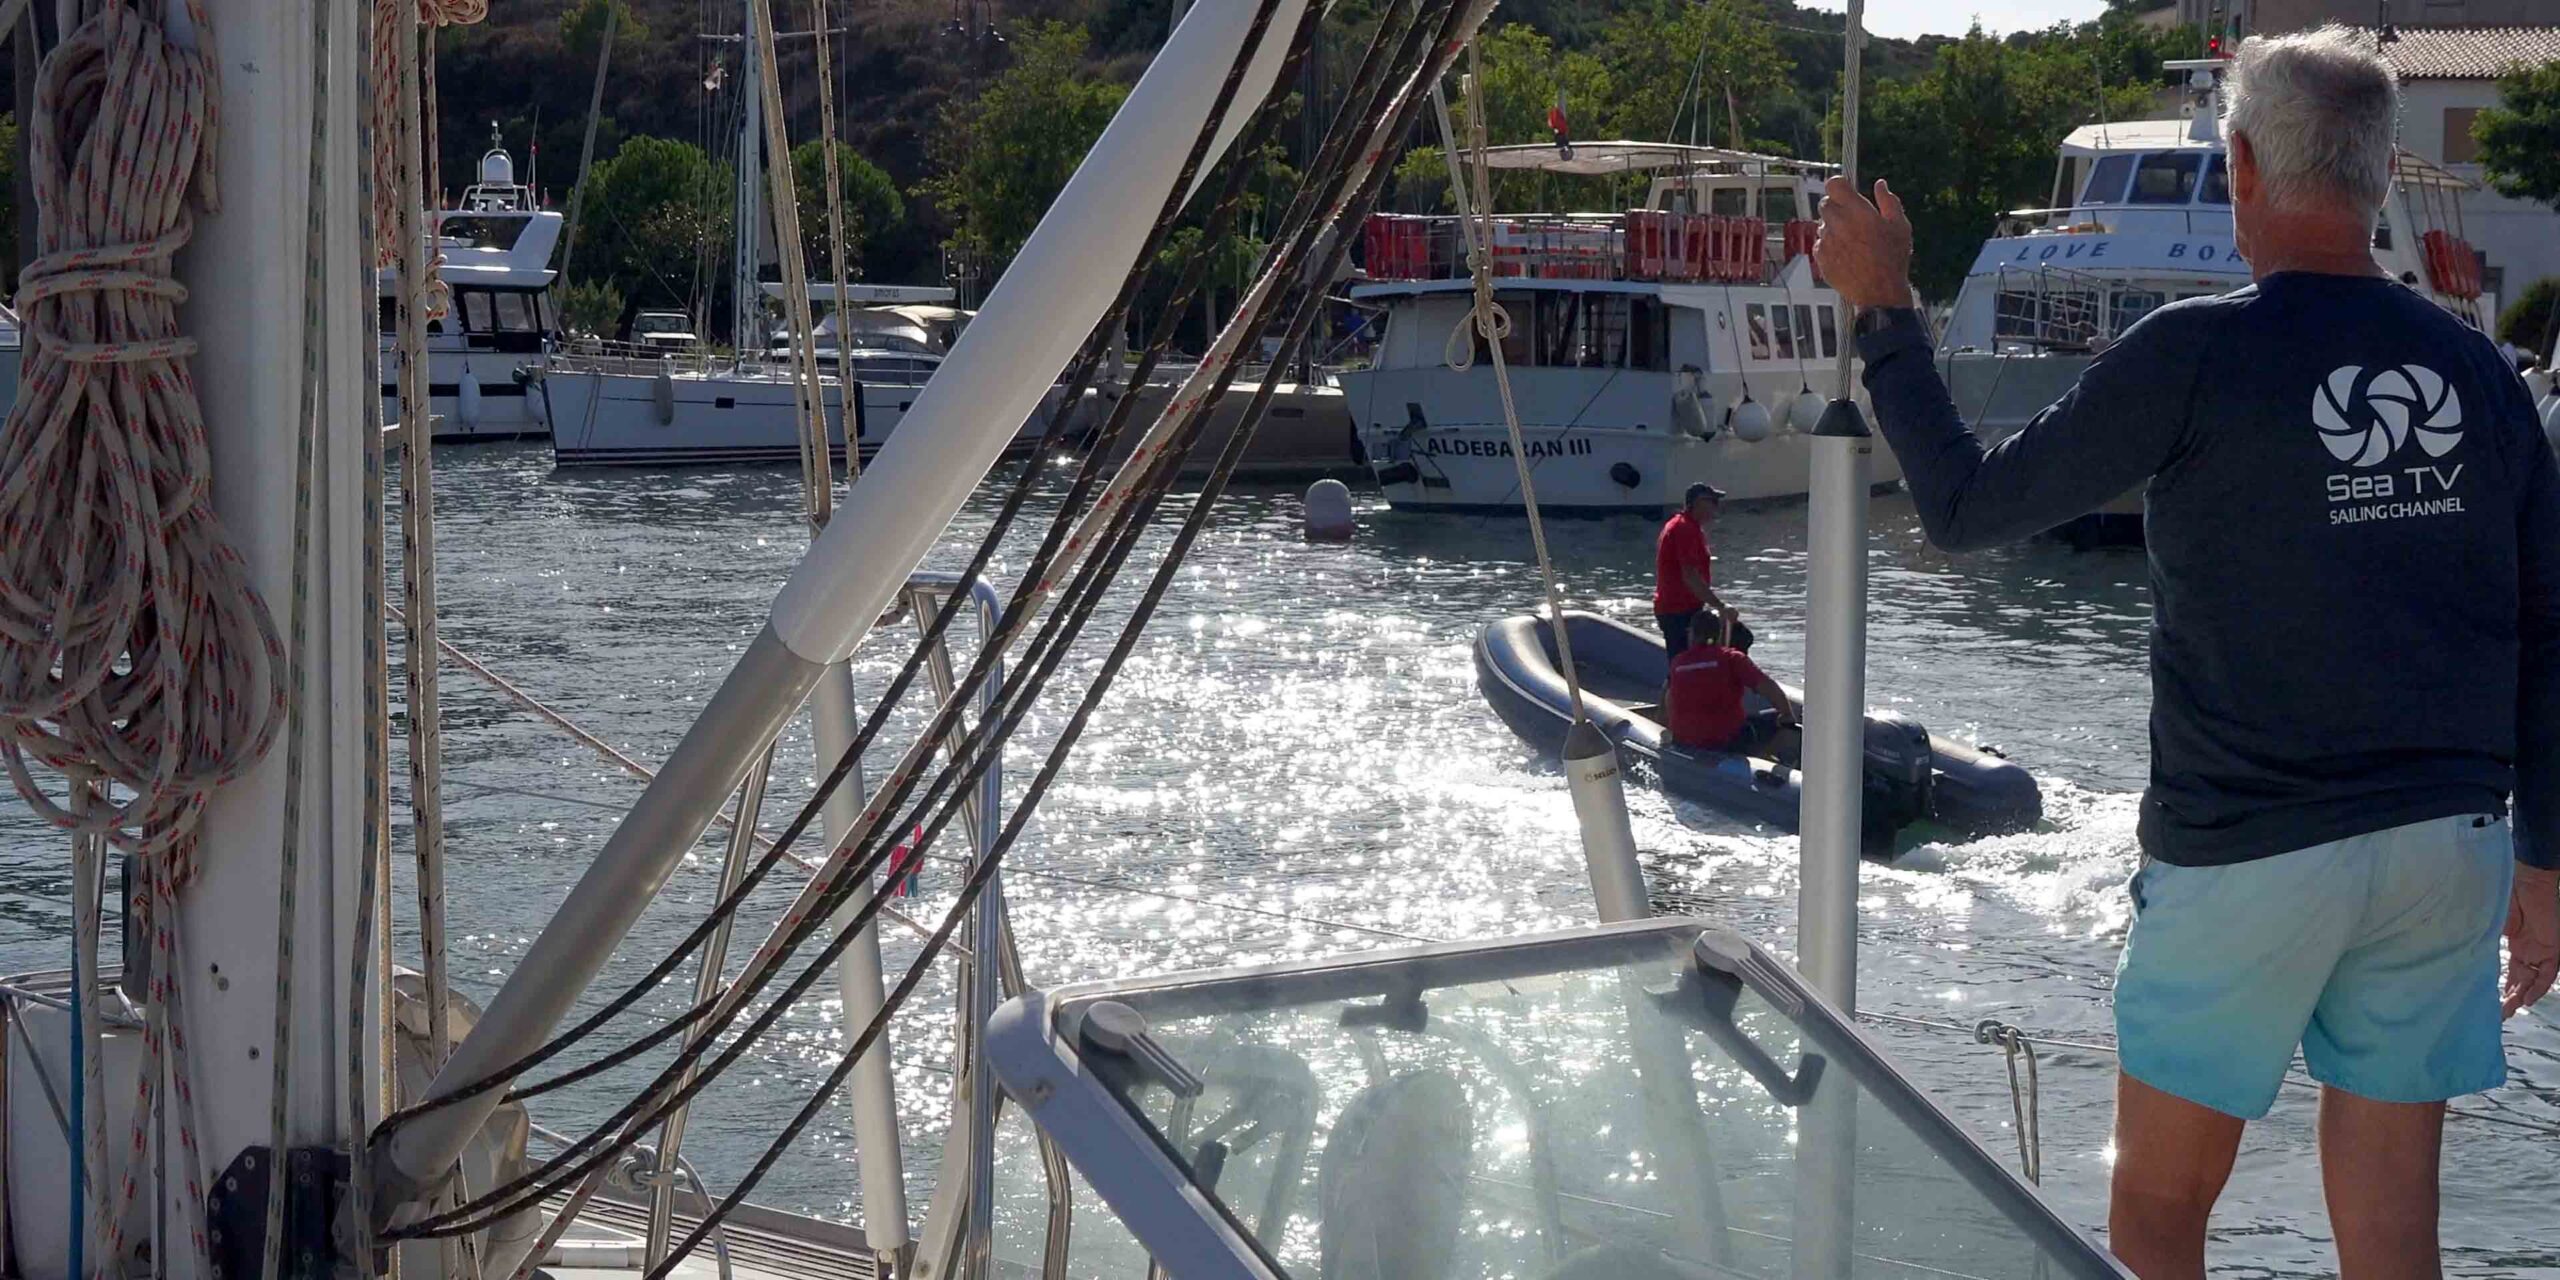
{"left": 2373, "top": 27, "right": 2560, "bottom": 313}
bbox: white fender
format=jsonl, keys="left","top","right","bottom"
{"left": 1788, "top": 388, "right": 1827, "bottom": 433}
{"left": 653, "top": 365, "right": 677, "bottom": 426}
{"left": 456, "top": 367, "right": 482, "bottom": 429}
{"left": 1729, "top": 396, "right": 1772, "bottom": 444}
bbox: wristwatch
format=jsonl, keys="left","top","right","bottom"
{"left": 1854, "top": 305, "right": 1920, "bottom": 339}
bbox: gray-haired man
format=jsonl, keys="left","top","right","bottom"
{"left": 1816, "top": 25, "right": 2560, "bottom": 1279}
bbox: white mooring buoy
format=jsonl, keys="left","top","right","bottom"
{"left": 1304, "top": 477, "right": 1354, "bottom": 541}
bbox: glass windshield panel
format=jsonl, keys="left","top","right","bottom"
{"left": 461, "top": 290, "right": 494, "bottom": 334}
{"left": 1053, "top": 926, "right": 2114, "bottom": 1279}
{"left": 494, "top": 291, "right": 538, "bottom": 332}
{"left": 2078, "top": 154, "right": 2134, "bottom": 205}
{"left": 1710, "top": 186, "right": 1749, "bottom": 217}
{"left": 2128, "top": 153, "right": 2203, "bottom": 204}
{"left": 2200, "top": 155, "right": 2230, "bottom": 205}
{"left": 1761, "top": 188, "right": 1799, "bottom": 222}
{"left": 437, "top": 215, "right": 529, "bottom": 251}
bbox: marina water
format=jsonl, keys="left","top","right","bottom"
{"left": 4, "top": 443, "right": 2552, "bottom": 1275}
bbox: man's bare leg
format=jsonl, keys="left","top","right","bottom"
{"left": 2318, "top": 1087, "right": 2444, "bottom": 1279}
{"left": 2110, "top": 1071, "right": 2245, "bottom": 1279}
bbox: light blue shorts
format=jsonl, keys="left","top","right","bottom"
{"left": 2114, "top": 812, "right": 2514, "bottom": 1119}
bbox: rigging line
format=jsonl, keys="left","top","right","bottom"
{"left": 804, "top": 0, "right": 856, "bottom": 482}
{"left": 1455, "top": 47, "right": 1587, "bottom": 723}
{"left": 367, "top": 0, "right": 1332, "bottom": 1155}
{"left": 653, "top": 85, "right": 1451, "bottom": 1270}
{"left": 412, "top": 81, "right": 1383, "bottom": 1268}
{"left": 349, "top": 0, "right": 392, "bottom": 1259}
{"left": 397, "top": 4, "right": 1441, "bottom": 1237}
{"left": 263, "top": 0, "right": 337, "bottom": 1267}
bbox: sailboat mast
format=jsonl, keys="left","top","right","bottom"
{"left": 732, "top": 3, "right": 765, "bottom": 351}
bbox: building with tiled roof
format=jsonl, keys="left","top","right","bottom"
{"left": 2370, "top": 24, "right": 2560, "bottom": 79}
{"left": 2164, "top": 0, "right": 2560, "bottom": 312}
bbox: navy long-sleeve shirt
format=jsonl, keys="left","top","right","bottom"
{"left": 1857, "top": 273, "right": 2560, "bottom": 869}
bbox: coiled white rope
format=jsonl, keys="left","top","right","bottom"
{"left": 0, "top": 0, "right": 278, "bottom": 866}
{"left": 0, "top": 3, "right": 244, "bottom": 1274}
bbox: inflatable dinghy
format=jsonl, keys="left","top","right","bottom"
{"left": 1476, "top": 611, "right": 2041, "bottom": 850}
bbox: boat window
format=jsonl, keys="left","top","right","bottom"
{"left": 2111, "top": 289, "right": 2167, "bottom": 333}
{"left": 1793, "top": 304, "right": 1817, "bottom": 359}
{"left": 460, "top": 290, "right": 494, "bottom": 334}
{"left": 379, "top": 295, "right": 397, "bottom": 335}
{"left": 1709, "top": 186, "right": 1749, "bottom": 217}
{"left": 2077, "top": 153, "right": 2134, "bottom": 205}
{"left": 493, "top": 291, "right": 539, "bottom": 332}
{"left": 1760, "top": 187, "right": 1799, "bottom": 222}
{"left": 1019, "top": 921, "right": 2127, "bottom": 1280}
{"left": 1815, "top": 304, "right": 1838, "bottom": 359}
{"left": 1769, "top": 303, "right": 1796, "bottom": 359}
{"left": 2068, "top": 156, "right": 2129, "bottom": 206}
{"left": 2372, "top": 212, "right": 2394, "bottom": 251}
{"left": 436, "top": 215, "right": 529, "bottom": 252}
{"left": 2200, "top": 154, "right": 2230, "bottom": 205}
{"left": 2128, "top": 152, "right": 2202, "bottom": 204}
{"left": 1627, "top": 296, "right": 1671, "bottom": 371}
{"left": 1745, "top": 304, "right": 1772, "bottom": 360}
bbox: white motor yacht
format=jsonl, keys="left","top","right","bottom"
{"left": 379, "top": 132, "right": 565, "bottom": 442}
{"left": 1345, "top": 142, "right": 1900, "bottom": 513}
{"left": 1938, "top": 57, "right": 2492, "bottom": 544}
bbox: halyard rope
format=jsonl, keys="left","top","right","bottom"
{"left": 262, "top": 0, "right": 339, "bottom": 1270}
{"left": 1449, "top": 52, "right": 1587, "bottom": 723}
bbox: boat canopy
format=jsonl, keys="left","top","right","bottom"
{"left": 1475, "top": 139, "right": 1836, "bottom": 178}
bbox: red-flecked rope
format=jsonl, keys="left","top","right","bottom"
{"left": 369, "top": 0, "right": 486, "bottom": 315}
{"left": 0, "top": 0, "right": 275, "bottom": 872}
{"left": 0, "top": 4, "right": 239, "bottom": 1274}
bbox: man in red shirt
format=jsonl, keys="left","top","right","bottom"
{"left": 1655, "top": 482, "right": 1751, "bottom": 655}
{"left": 1665, "top": 623, "right": 1798, "bottom": 754}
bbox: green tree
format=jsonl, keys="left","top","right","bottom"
{"left": 790, "top": 141, "right": 904, "bottom": 284}
{"left": 570, "top": 136, "right": 728, "bottom": 317}
{"left": 2499, "top": 277, "right": 2559, "bottom": 356}
{"left": 2476, "top": 61, "right": 2560, "bottom": 213}
{"left": 921, "top": 20, "right": 1129, "bottom": 291}
{"left": 1855, "top": 23, "right": 2166, "bottom": 300}
{"left": 1394, "top": 24, "right": 1613, "bottom": 212}
{"left": 1599, "top": 0, "right": 1787, "bottom": 148}
{"left": 558, "top": 278, "right": 627, "bottom": 338}
{"left": 558, "top": 0, "right": 647, "bottom": 63}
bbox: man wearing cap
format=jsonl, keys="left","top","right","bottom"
{"left": 1654, "top": 481, "right": 1752, "bottom": 657}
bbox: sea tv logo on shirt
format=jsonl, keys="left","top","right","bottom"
{"left": 2315, "top": 364, "right": 2467, "bottom": 524}
{"left": 2313, "top": 364, "right": 2462, "bottom": 467}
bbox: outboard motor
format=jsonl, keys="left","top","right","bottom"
{"left": 1859, "top": 711, "right": 1935, "bottom": 847}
